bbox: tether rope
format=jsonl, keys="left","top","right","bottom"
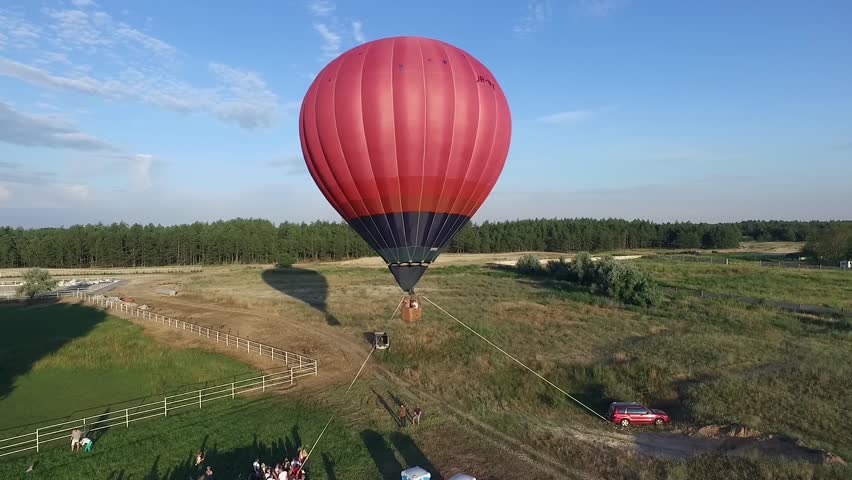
{"left": 422, "top": 295, "right": 609, "bottom": 422}
{"left": 301, "top": 295, "right": 407, "bottom": 472}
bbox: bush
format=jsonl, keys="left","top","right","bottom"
{"left": 588, "top": 257, "right": 658, "bottom": 307}
{"left": 276, "top": 253, "right": 297, "bottom": 268}
{"left": 516, "top": 254, "right": 543, "bottom": 275}
{"left": 574, "top": 251, "right": 594, "bottom": 282}
{"left": 519, "top": 251, "right": 658, "bottom": 306}
{"left": 546, "top": 257, "right": 575, "bottom": 281}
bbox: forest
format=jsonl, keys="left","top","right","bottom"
{"left": 0, "top": 218, "right": 848, "bottom": 268}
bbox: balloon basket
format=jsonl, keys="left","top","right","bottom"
{"left": 401, "top": 296, "right": 422, "bottom": 323}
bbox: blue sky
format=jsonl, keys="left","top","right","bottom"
{"left": 1, "top": 0, "right": 850, "bottom": 227}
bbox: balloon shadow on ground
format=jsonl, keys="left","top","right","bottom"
{"left": 0, "top": 301, "right": 104, "bottom": 404}
{"left": 261, "top": 267, "right": 340, "bottom": 326}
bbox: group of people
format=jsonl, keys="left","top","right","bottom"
{"left": 398, "top": 402, "right": 422, "bottom": 429}
{"left": 193, "top": 451, "right": 215, "bottom": 479}
{"left": 69, "top": 428, "right": 93, "bottom": 452}
{"left": 251, "top": 447, "right": 309, "bottom": 480}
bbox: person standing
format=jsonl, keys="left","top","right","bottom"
{"left": 70, "top": 428, "right": 82, "bottom": 452}
{"left": 398, "top": 402, "right": 408, "bottom": 428}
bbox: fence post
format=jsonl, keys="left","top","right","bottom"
{"left": 199, "top": 390, "right": 202, "bottom": 409}
{"left": 216, "top": 331, "right": 219, "bottom": 342}
{"left": 263, "top": 375, "right": 266, "bottom": 392}
{"left": 232, "top": 382, "right": 235, "bottom": 399}
{"left": 285, "top": 351, "right": 289, "bottom": 365}
{"left": 35, "top": 428, "right": 39, "bottom": 452}
{"left": 164, "top": 398, "right": 168, "bottom": 417}
{"left": 271, "top": 348, "right": 274, "bottom": 361}
{"left": 126, "top": 408, "right": 129, "bottom": 427}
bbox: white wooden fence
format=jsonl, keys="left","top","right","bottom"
{"left": 0, "top": 369, "right": 294, "bottom": 457}
{"left": 0, "top": 291, "right": 319, "bottom": 459}
{"left": 73, "top": 290, "right": 319, "bottom": 375}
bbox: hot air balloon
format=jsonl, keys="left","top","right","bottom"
{"left": 299, "top": 36, "right": 511, "bottom": 294}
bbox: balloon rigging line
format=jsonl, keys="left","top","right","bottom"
{"left": 421, "top": 295, "right": 610, "bottom": 423}
{"left": 302, "top": 294, "right": 407, "bottom": 471}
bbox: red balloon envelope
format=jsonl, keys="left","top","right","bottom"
{"left": 299, "top": 36, "right": 511, "bottom": 292}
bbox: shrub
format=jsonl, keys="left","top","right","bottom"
{"left": 516, "top": 254, "right": 543, "bottom": 275}
{"left": 276, "top": 253, "right": 297, "bottom": 268}
{"left": 574, "top": 251, "right": 594, "bottom": 283}
{"left": 589, "top": 257, "right": 658, "bottom": 307}
{"left": 545, "top": 257, "right": 575, "bottom": 281}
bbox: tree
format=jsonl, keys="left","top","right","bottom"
{"left": 16, "top": 268, "right": 58, "bottom": 301}
{"left": 804, "top": 225, "right": 852, "bottom": 263}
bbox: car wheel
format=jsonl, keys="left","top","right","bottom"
{"left": 654, "top": 418, "right": 664, "bottom": 426}
{"left": 620, "top": 419, "right": 630, "bottom": 427}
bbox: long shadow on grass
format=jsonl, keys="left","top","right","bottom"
{"left": 361, "top": 429, "right": 402, "bottom": 480}
{"left": 262, "top": 267, "right": 340, "bottom": 326}
{"left": 142, "top": 432, "right": 306, "bottom": 480}
{"left": 0, "top": 302, "right": 106, "bottom": 401}
{"left": 390, "top": 432, "right": 443, "bottom": 480}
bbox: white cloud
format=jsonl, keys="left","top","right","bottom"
{"left": 352, "top": 21, "right": 365, "bottom": 43}
{"left": 309, "top": 0, "right": 335, "bottom": 16}
{"left": 35, "top": 51, "right": 72, "bottom": 66}
{"left": 0, "top": 101, "right": 118, "bottom": 151}
{"left": 513, "top": 0, "right": 551, "bottom": 37}
{"left": 43, "top": 8, "right": 175, "bottom": 58}
{"left": 314, "top": 24, "right": 342, "bottom": 59}
{"left": 576, "top": 0, "right": 626, "bottom": 17}
{"left": 267, "top": 156, "right": 308, "bottom": 175}
{"left": 71, "top": 0, "right": 97, "bottom": 7}
{"left": 114, "top": 24, "right": 177, "bottom": 58}
{"left": 129, "top": 154, "right": 153, "bottom": 191}
{"left": 0, "top": 10, "right": 42, "bottom": 49}
{"left": 536, "top": 109, "right": 594, "bottom": 124}
{"left": 0, "top": 57, "right": 280, "bottom": 129}
{"left": 0, "top": 4, "right": 286, "bottom": 129}
{"left": 62, "top": 183, "right": 90, "bottom": 200}
{"left": 44, "top": 8, "right": 110, "bottom": 52}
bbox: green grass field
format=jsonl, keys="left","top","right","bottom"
{"left": 0, "top": 303, "right": 463, "bottom": 480}
{"left": 196, "top": 262, "right": 852, "bottom": 477}
{"left": 0, "top": 392, "right": 404, "bottom": 479}
{"left": 0, "top": 304, "right": 261, "bottom": 435}
{"left": 2, "top": 259, "right": 850, "bottom": 479}
{"left": 372, "top": 266, "right": 852, "bottom": 458}
{"left": 635, "top": 258, "right": 852, "bottom": 310}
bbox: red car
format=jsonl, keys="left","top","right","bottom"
{"left": 608, "top": 402, "right": 670, "bottom": 427}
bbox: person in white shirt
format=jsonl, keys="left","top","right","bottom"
{"left": 70, "top": 428, "right": 82, "bottom": 451}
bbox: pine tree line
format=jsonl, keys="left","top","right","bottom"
{"left": 0, "top": 218, "right": 847, "bottom": 268}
